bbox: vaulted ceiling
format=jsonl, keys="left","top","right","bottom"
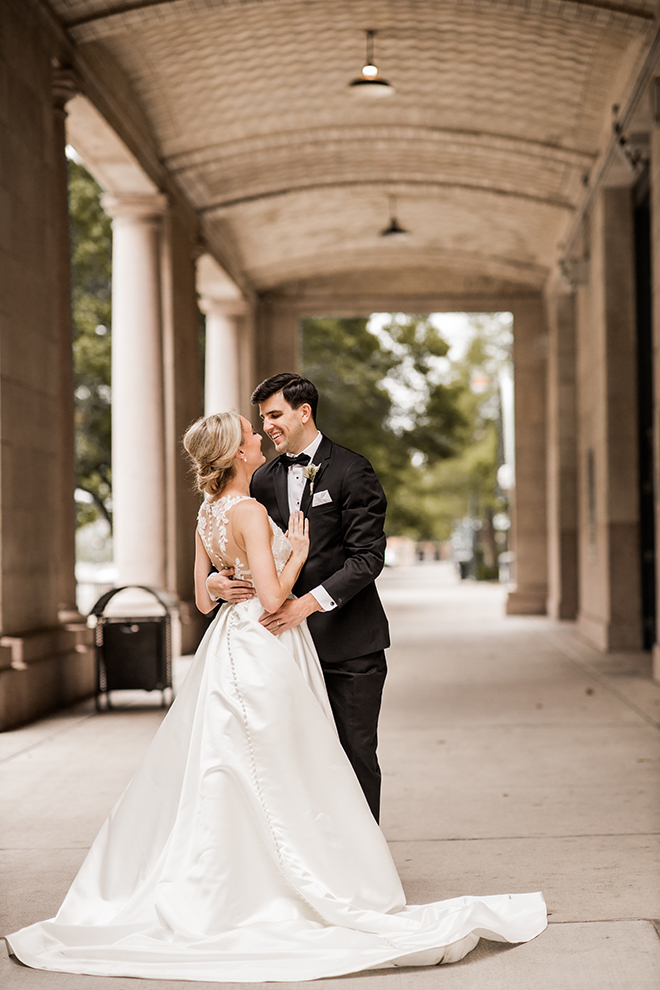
{"left": 52, "top": 0, "right": 658, "bottom": 297}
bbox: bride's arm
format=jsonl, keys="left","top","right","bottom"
{"left": 194, "top": 530, "right": 217, "bottom": 614}
{"left": 233, "top": 501, "right": 308, "bottom": 613}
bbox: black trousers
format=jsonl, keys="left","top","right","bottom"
{"left": 320, "top": 650, "right": 387, "bottom": 823}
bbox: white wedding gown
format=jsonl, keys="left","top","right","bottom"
{"left": 5, "top": 495, "right": 546, "bottom": 982}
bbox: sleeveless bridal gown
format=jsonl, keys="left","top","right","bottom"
{"left": 5, "top": 495, "right": 546, "bottom": 982}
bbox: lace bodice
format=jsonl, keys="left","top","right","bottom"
{"left": 198, "top": 494, "right": 292, "bottom": 580}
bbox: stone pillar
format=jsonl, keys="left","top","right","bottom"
{"left": 237, "top": 303, "right": 257, "bottom": 418}
{"left": 254, "top": 294, "right": 300, "bottom": 385}
{"left": 546, "top": 287, "right": 579, "bottom": 620}
{"left": 0, "top": 24, "right": 93, "bottom": 729}
{"left": 650, "top": 122, "right": 660, "bottom": 678}
{"left": 102, "top": 193, "right": 168, "bottom": 589}
{"left": 506, "top": 296, "right": 548, "bottom": 615}
{"left": 52, "top": 67, "right": 81, "bottom": 622}
{"left": 160, "top": 207, "right": 206, "bottom": 651}
{"left": 575, "top": 186, "right": 642, "bottom": 651}
{"left": 200, "top": 298, "right": 246, "bottom": 414}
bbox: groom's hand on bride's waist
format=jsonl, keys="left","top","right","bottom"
{"left": 207, "top": 568, "right": 255, "bottom": 603}
{"left": 260, "top": 594, "right": 321, "bottom": 635}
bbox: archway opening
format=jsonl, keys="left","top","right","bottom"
{"left": 300, "top": 312, "right": 514, "bottom": 582}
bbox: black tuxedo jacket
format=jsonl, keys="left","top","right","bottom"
{"left": 250, "top": 436, "right": 390, "bottom": 663}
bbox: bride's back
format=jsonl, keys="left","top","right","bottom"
{"left": 198, "top": 493, "right": 254, "bottom": 580}
{"left": 198, "top": 494, "right": 291, "bottom": 582}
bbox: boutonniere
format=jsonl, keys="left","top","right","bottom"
{"left": 304, "top": 463, "right": 321, "bottom": 495}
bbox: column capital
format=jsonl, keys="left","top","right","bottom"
{"left": 52, "top": 66, "right": 80, "bottom": 112}
{"left": 199, "top": 295, "right": 248, "bottom": 318}
{"left": 101, "top": 192, "right": 168, "bottom": 224}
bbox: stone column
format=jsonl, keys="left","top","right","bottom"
{"left": 650, "top": 120, "right": 660, "bottom": 678}
{"left": 546, "top": 286, "right": 579, "bottom": 619}
{"left": 200, "top": 298, "right": 246, "bottom": 414}
{"left": 238, "top": 303, "right": 257, "bottom": 417}
{"left": 506, "top": 296, "right": 549, "bottom": 615}
{"left": 160, "top": 208, "right": 205, "bottom": 652}
{"left": 52, "top": 67, "right": 81, "bottom": 622}
{"left": 102, "top": 193, "right": 168, "bottom": 589}
{"left": 254, "top": 294, "right": 300, "bottom": 385}
{"left": 0, "top": 38, "right": 93, "bottom": 729}
{"left": 575, "top": 185, "right": 641, "bottom": 651}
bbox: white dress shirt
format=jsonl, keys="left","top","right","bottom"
{"left": 286, "top": 432, "right": 336, "bottom": 613}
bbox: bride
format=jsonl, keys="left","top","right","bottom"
{"left": 5, "top": 412, "right": 546, "bottom": 982}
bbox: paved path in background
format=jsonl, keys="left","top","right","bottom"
{"left": 1, "top": 563, "right": 659, "bottom": 989}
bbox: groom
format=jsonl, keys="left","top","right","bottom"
{"left": 208, "top": 373, "right": 390, "bottom": 821}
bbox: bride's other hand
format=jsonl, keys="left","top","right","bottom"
{"left": 286, "top": 511, "right": 309, "bottom": 562}
{"left": 207, "top": 568, "right": 255, "bottom": 603}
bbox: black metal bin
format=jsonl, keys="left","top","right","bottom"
{"left": 91, "top": 585, "right": 173, "bottom": 710}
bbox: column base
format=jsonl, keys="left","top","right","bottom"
{"left": 578, "top": 611, "right": 643, "bottom": 652}
{"left": 547, "top": 593, "right": 578, "bottom": 620}
{"left": 59, "top": 607, "right": 86, "bottom": 625}
{"left": 506, "top": 586, "right": 548, "bottom": 615}
{"left": 652, "top": 643, "right": 660, "bottom": 683}
{"left": 0, "top": 623, "right": 94, "bottom": 731}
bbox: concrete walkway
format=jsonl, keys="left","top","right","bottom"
{"left": 1, "top": 563, "right": 659, "bottom": 989}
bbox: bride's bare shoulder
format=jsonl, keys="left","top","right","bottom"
{"left": 231, "top": 498, "right": 268, "bottom": 524}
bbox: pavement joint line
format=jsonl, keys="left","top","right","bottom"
{"left": 545, "top": 919, "right": 660, "bottom": 926}
{"left": 548, "top": 633, "right": 660, "bottom": 730}
{"left": 0, "top": 711, "right": 98, "bottom": 767}
{"left": 0, "top": 847, "right": 90, "bottom": 851}
{"left": 387, "top": 721, "right": 659, "bottom": 729}
{"left": 386, "top": 833, "right": 660, "bottom": 842}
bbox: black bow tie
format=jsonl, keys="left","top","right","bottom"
{"left": 280, "top": 453, "right": 311, "bottom": 467}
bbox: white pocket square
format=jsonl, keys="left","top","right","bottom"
{"left": 312, "top": 489, "right": 332, "bottom": 507}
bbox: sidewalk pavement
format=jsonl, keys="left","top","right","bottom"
{"left": 1, "top": 563, "right": 659, "bottom": 989}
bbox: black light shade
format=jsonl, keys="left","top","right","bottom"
{"left": 380, "top": 196, "right": 409, "bottom": 237}
{"left": 349, "top": 30, "right": 394, "bottom": 97}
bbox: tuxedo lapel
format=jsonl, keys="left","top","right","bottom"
{"left": 300, "top": 436, "right": 332, "bottom": 515}
{"left": 271, "top": 457, "right": 290, "bottom": 527}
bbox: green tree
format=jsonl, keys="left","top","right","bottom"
{"left": 409, "top": 313, "right": 512, "bottom": 549}
{"left": 68, "top": 159, "right": 112, "bottom": 528}
{"left": 301, "top": 312, "right": 512, "bottom": 545}
{"left": 300, "top": 315, "right": 469, "bottom": 536}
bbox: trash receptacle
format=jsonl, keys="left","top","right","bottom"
{"left": 91, "top": 585, "right": 173, "bottom": 710}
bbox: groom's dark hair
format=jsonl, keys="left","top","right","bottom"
{"left": 251, "top": 373, "right": 319, "bottom": 421}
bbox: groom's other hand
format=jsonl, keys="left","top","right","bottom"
{"left": 260, "top": 594, "right": 321, "bottom": 635}
{"left": 207, "top": 568, "right": 256, "bottom": 603}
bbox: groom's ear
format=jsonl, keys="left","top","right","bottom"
{"left": 299, "top": 403, "right": 312, "bottom": 424}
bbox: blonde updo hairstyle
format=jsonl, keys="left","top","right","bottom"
{"left": 183, "top": 412, "right": 244, "bottom": 497}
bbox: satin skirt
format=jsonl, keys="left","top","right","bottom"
{"left": 5, "top": 601, "right": 546, "bottom": 982}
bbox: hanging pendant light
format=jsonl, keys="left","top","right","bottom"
{"left": 380, "top": 195, "right": 409, "bottom": 237}
{"left": 349, "top": 30, "right": 394, "bottom": 97}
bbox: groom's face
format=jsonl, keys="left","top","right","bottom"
{"left": 259, "top": 392, "right": 310, "bottom": 454}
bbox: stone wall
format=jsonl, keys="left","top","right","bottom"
{"left": 0, "top": 0, "right": 94, "bottom": 729}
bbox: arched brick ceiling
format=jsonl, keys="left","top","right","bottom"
{"left": 53, "top": 0, "right": 656, "bottom": 292}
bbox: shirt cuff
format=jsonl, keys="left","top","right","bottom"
{"left": 206, "top": 576, "right": 220, "bottom": 603}
{"left": 309, "top": 585, "right": 337, "bottom": 612}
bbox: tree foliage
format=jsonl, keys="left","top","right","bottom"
{"left": 300, "top": 312, "right": 512, "bottom": 542}
{"left": 411, "top": 313, "right": 512, "bottom": 542}
{"left": 300, "top": 315, "right": 470, "bottom": 536}
{"left": 69, "top": 159, "right": 112, "bottom": 528}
